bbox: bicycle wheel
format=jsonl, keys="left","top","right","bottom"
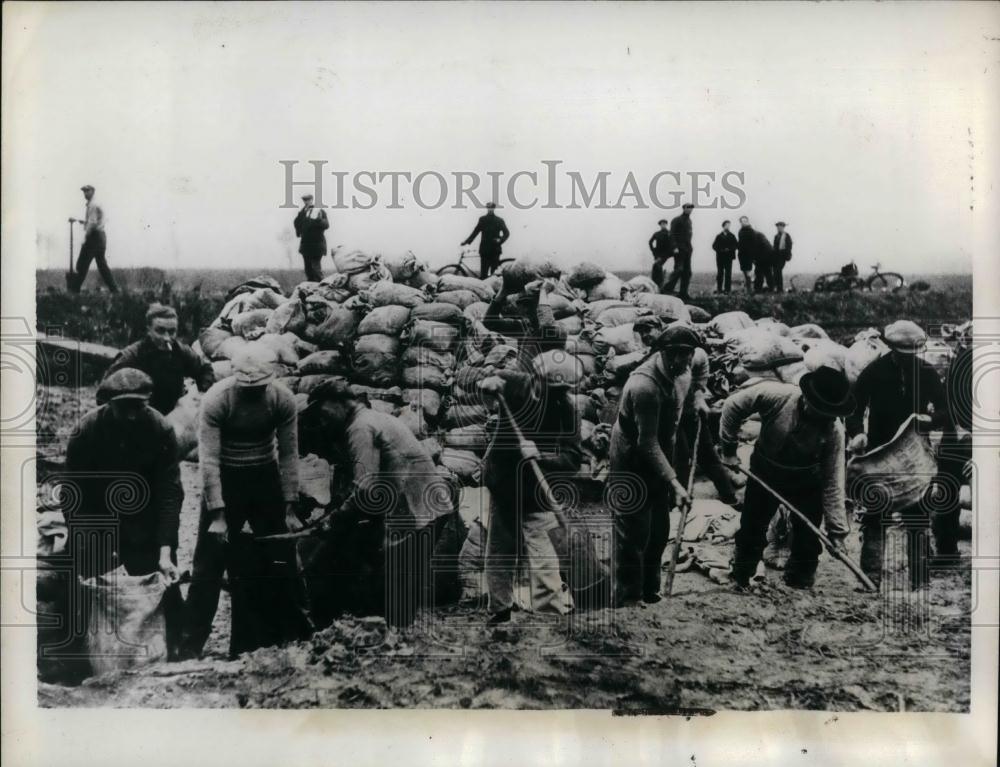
{"left": 435, "top": 263, "right": 469, "bottom": 277}
{"left": 867, "top": 272, "right": 905, "bottom": 292}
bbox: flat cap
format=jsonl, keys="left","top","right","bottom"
{"left": 651, "top": 324, "right": 701, "bottom": 351}
{"left": 776, "top": 221, "right": 787, "bottom": 226}
{"left": 231, "top": 346, "right": 277, "bottom": 386}
{"left": 532, "top": 350, "right": 585, "bottom": 389}
{"left": 883, "top": 320, "right": 927, "bottom": 352}
{"left": 80, "top": 185, "right": 95, "bottom": 192}
{"left": 306, "top": 377, "right": 356, "bottom": 407}
{"left": 682, "top": 203, "right": 695, "bottom": 210}
{"left": 99, "top": 368, "right": 153, "bottom": 401}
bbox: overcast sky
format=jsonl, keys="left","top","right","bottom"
{"left": 4, "top": 2, "right": 998, "bottom": 274}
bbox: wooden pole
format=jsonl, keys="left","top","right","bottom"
{"left": 664, "top": 416, "right": 701, "bottom": 596}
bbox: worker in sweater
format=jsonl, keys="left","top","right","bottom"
{"left": 104, "top": 303, "right": 215, "bottom": 415}
{"left": 720, "top": 366, "right": 854, "bottom": 590}
{"left": 180, "top": 347, "right": 312, "bottom": 659}
{"left": 607, "top": 325, "right": 698, "bottom": 605}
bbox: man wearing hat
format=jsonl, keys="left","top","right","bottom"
{"left": 607, "top": 324, "right": 699, "bottom": 605}
{"left": 477, "top": 349, "right": 584, "bottom": 623}
{"left": 663, "top": 203, "right": 695, "bottom": 299}
{"left": 847, "top": 320, "right": 952, "bottom": 588}
{"left": 104, "top": 303, "right": 215, "bottom": 415}
{"left": 181, "top": 347, "right": 312, "bottom": 659}
{"left": 301, "top": 380, "right": 457, "bottom": 627}
{"left": 771, "top": 222, "right": 793, "bottom": 292}
{"left": 482, "top": 277, "right": 566, "bottom": 365}
{"left": 68, "top": 184, "right": 118, "bottom": 293}
{"left": 720, "top": 366, "right": 853, "bottom": 589}
{"left": 62, "top": 368, "right": 184, "bottom": 667}
{"left": 711, "top": 220, "right": 738, "bottom": 294}
{"left": 293, "top": 193, "right": 330, "bottom": 281}
{"left": 648, "top": 219, "right": 675, "bottom": 289}
{"left": 461, "top": 201, "right": 510, "bottom": 279}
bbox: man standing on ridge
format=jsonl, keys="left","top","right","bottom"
{"left": 461, "top": 201, "right": 510, "bottom": 279}
{"left": 68, "top": 184, "right": 118, "bottom": 293}
{"left": 663, "top": 203, "right": 695, "bottom": 300}
{"left": 294, "top": 193, "right": 330, "bottom": 281}
{"left": 648, "top": 218, "right": 674, "bottom": 290}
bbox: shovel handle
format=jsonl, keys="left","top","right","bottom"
{"left": 664, "top": 416, "right": 702, "bottom": 596}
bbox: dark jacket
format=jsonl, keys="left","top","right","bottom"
{"left": 483, "top": 371, "right": 582, "bottom": 511}
{"left": 847, "top": 352, "right": 951, "bottom": 448}
{"left": 462, "top": 213, "right": 509, "bottom": 255}
{"left": 294, "top": 205, "right": 330, "bottom": 259}
{"left": 105, "top": 337, "right": 215, "bottom": 415}
{"left": 773, "top": 231, "right": 793, "bottom": 262}
{"left": 712, "top": 230, "right": 738, "bottom": 260}
{"left": 482, "top": 294, "right": 565, "bottom": 363}
{"left": 738, "top": 225, "right": 773, "bottom": 267}
{"left": 65, "top": 405, "right": 183, "bottom": 576}
{"left": 648, "top": 229, "right": 674, "bottom": 258}
{"left": 669, "top": 213, "right": 693, "bottom": 255}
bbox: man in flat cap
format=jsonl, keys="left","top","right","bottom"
{"left": 293, "top": 193, "right": 330, "bottom": 282}
{"left": 60, "top": 368, "right": 184, "bottom": 668}
{"left": 104, "top": 303, "right": 215, "bottom": 416}
{"left": 771, "top": 222, "right": 793, "bottom": 292}
{"left": 648, "top": 219, "right": 675, "bottom": 290}
{"left": 847, "top": 320, "right": 953, "bottom": 589}
{"left": 181, "top": 347, "right": 312, "bottom": 659}
{"left": 663, "top": 203, "right": 695, "bottom": 300}
{"left": 720, "top": 366, "right": 853, "bottom": 590}
{"left": 68, "top": 184, "right": 117, "bottom": 293}
{"left": 461, "top": 201, "right": 510, "bottom": 279}
{"left": 607, "top": 325, "right": 698, "bottom": 605}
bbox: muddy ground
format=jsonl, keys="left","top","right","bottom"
{"left": 36, "top": 385, "right": 971, "bottom": 711}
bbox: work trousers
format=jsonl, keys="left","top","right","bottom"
{"left": 664, "top": 251, "right": 693, "bottom": 296}
{"left": 772, "top": 261, "right": 786, "bottom": 292}
{"left": 651, "top": 255, "right": 670, "bottom": 289}
{"left": 71, "top": 231, "right": 118, "bottom": 293}
{"left": 715, "top": 255, "right": 733, "bottom": 293}
{"left": 485, "top": 496, "right": 573, "bottom": 615}
{"left": 181, "top": 463, "right": 312, "bottom": 659}
{"left": 732, "top": 474, "right": 823, "bottom": 587}
{"left": 479, "top": 248, "right": 501, "bottom": 280}
{"left": 612, "top": 473, "right": 675, "bottom": 603}
{"left": 302, "top": 254, "right": 324, "bottom": 282}
{"left": 753, "top": 261, "right": 775, "bottom": 292}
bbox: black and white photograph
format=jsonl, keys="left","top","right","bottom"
{"left": 2, "top": 2, "right": 998, "bottom": 765}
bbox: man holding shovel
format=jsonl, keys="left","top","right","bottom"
{"left": 720, "top": 366, "right": 854, "bottom": 590}
{"left": 68, "top": 184, "right": 118, "bottom": 293}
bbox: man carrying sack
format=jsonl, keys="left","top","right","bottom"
{"left": 720, "top": 366, "right": 854, "bottom": 590}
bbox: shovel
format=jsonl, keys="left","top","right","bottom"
{"left": 663, "top": 416, "right": 701, "bottom": 597}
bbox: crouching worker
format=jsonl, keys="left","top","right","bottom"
{"left": 608, "top": 325, "right": 698, "bottom": 606}
{"left": 720, "top": 366, "right": 854, "bottom": 590}
{"left": 180, "top": 348, "right": 312, "bottom": 659}
{"left": 302, "top": 380, "right": 456, "bottom": 628}
{"left": 64, "top": 369, "right": 184, "bottom": 661}
{"left": 477, "top": 350, "right": 585, "bottom": 624}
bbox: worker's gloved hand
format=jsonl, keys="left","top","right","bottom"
{"left": 671, "top": 479, "right": 692, "bottom": 512}
{"left": 478, "top": 376, "right": 506, "bottom": 395}
{"left": 207, "top": 509, "right": 228, "bottom": 544}
{"left": 284, "top": 503, "right": 304, "bottom": 533}
{"left": 848, "top": 434, "right": 868, "bottom": 454}
{"left": 520, "top": 439, "right": 540, "bottom": 461}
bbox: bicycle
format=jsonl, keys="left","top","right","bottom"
{"left": 813, "top": 262, "right": 905, "bottom": 293}
{"left": 435, "top": 247, "right": 514, "bottom": 278}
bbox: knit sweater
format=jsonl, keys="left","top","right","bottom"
{"left": 199, "top": 377, "right": 298, "bottom": 509}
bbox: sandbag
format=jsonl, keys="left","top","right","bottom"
{"left": 357, "top": 305, "right": 412, "bottom": 336}
{"left": 556, "top": 315, "right": 584, "bottom": 335}
{"left": 296, "top": 350, "right": 349, "bottom": 376}
{"left": 600, "top": 349, "right": 648, "bottom": 383}
{"left": 846, "top": 338, "right": 887, "bottom": 384}
{"left": 686, "top": 305, "right": 712, "bottom": 324}
{"left": 306, "top": 305, "right": 360, "bottom": 349}
{"left": 567, "top": 261, "right": 606, "bottom": 289}
{"left": 847, "top": 415, "right": 938, "bottom": 513}
{"left": 383, "top": 251, "right": 421, "bottom": 283}
{"left": 437, "top": 274, "right": 494, "bottom": 301}
{"left": 332, "top": 248, "right": 375, "bottom": 275}
{"left": 165, "top": 388, "right": 201, "bottom": 459}
{"left": 81, "top": 567, "right": 168, "bottom": 676}
{"left": 403, "top": 388, "right": 443, "bottom": 421}
{"left": 625, "top": 275, "right": 658, "bottom": 294}
{"left": 788, "top": 323, "right": 829, "bottom": 341}
{"left": 444, "top": 425, "right": 489, "bottom": 454}
{"left": 265, "top": 299, "right": 307, "bottom": 336}
{"left": 462, "top": 302, "right": 490, "bottom": 323}
{"left": 586, "top": 275, "right": 626, "bottom": 302}
{"left": 211, "top": 360, "right": 233, "bottom": 380}
{"left": 443, "top": 403, "right": 490, "bottom": 429}
{"left": 298, "top": 454, "right": 332, "bottom": 507}
{"left": 564, "top": 335, "right": 594, "bottom": 356}
{"left": 802, "top": 340, "right": 849, "bottom": 373}
{"left": 198, "top": 326, "right": 235, "bottom": 360}
{"left": 365, "top": 281, "right": 429, "bottom": 308}
{"left": 408, "top": 268, "right": 440, "bottom": 291}
{"left": 420, "top": 436, "right": 444, "bottom": 464}
{"left": 589, "top": 323, "right": 643, "bottom": 356}
{"left": 582, "top": 299, "right": 632, "bottom": 322}
{"left": 596, "top": 305, "right": 652, "bottom": 327}
{"left": 502, "top": 256, "right": 561, "bottom": 292}
{"left": 404, "top": 320, "right": 460, "bottom": 352}
{"left": 297, "top": 374, "right": 347, "bottom": 395}
{"left": 214, "top": 334, "right": 250, "bottom": 361}
{"left": 402, "top": 346, "right": 456, "bottom": 371}
{"left": 251, "top": 333, "right": 299, "bottom": 366}
{"left": 369, "top": 399, "right": 398, "bottom": 416}
{"left": 754, "top": 318, "right": 790, "bottom": 336}
{"left": 231, "top": 309, "right": 275, "bottom": 340}
{"left": 347, "top": 261, "right": 393, "bottom": 292}
{"left": 435, "top": 290, "right": 480, "bottom": 310}
{"left": 402, "top": 364, "right": 451, "bottom": 391}
{"left": 352, "top": 334, "right": 401, "bottom": 387}
{"left": 575, "top": 352, "right": 597, "bottom": 376}
{"left": 351, "top": 384, "right": 404, "bottom": 403}
{"left": 634, "top": 293, "right": 691, "bottom": 322}
{"left": 440, "top": 448, "right": 482, "bottom": 484}
{"left": 709, "top": 310, "right": 755, "bottom": 337}
{"left": 412, "top": 302, "right": 465, "bottom": 325}
{"left": 398, "top": 404, "right": 430, "bottom": 439}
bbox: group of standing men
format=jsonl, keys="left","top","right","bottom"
{"left": 649, "top": 209, "right": 793, "bottom": 297}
